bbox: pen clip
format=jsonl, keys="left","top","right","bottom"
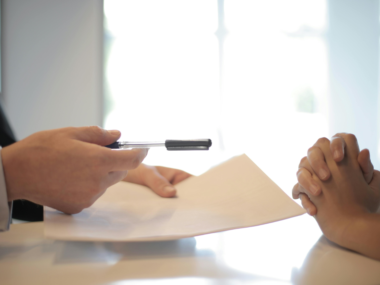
{"left": 165, "top": 139, "right": 212, "bottom": 151}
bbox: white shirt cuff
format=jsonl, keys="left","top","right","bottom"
{"left": 0, "top": 147, "right": 12, "bottom": 231}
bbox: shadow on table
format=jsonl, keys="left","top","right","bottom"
{"left": 52, "top": 237, "right": 207, "bottom": 264}
{"left": 291, "top": 236, "right": 380, "bottom": 285}
{"left": 52, "top": 237, "right": 271, "bottom": 283}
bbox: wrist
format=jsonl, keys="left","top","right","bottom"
{"left": 337, "top": 212, "right": 373, "bottom": 250}
{"left": 1, "top": 145, "right": 23, "bottom": 201}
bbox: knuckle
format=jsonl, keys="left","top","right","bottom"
{"left": 90, "top": 125, "right": 104, "bottom": 136}
{"left": 298, "top": 156, "right": 308, "bottom": 168}
{"left": 345, "top": 133, "right": 357, "bottom": 144}
{"left": 296, "top": 168, "right": 310, "bottom": 184}
{"left": 316, "top": 137, "right": 330, "bottom": 145}
{"left": 307, "top": 146, "right": 319, "bottom": 155}
{"left": 332, "top": 132, "right": 345, "bottom": 138}
{"left": 296, "top": 170, "right": 308, "bottom": 184}
{"left": 56, "top": 127, "right": 76, "bottom": 139}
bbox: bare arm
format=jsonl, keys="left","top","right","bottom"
{"left": 342, "top": 212, "right": 380, "bottom": 260}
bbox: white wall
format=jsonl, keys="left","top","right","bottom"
{"left": 2, "top": 0, "right": 103, "bottom": 140}
{"left": 328, "top": 0, "right": 379, "bottom": 168}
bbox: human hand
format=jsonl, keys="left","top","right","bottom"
{"left": 293, "top": 133, "right": 374, "bottom": 215}
{"left": 2, "top": 126, "right": 148, "bottom": 214}
{"left": 123, "top": 164, "right": 192, "bottom": 197}
{"left": 298, "top": 135, "right": 380, "bottom": 246}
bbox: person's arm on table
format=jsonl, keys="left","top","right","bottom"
{"left": 0, "top": 148, "right": 12, "bottom": 231}
{"left": 296, "top": 134, "right": 380, "bottom": 260}
{"left": 1, "top": 126, "right": 147, "bottom": 216}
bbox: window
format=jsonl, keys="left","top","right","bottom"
{"left": 104, "top": 0, "right": 328, "bottom": 198}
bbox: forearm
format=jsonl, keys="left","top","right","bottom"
{"left": 0, "top": 148, "right": 12, "bottom": 231}
{"left": 340, "top": 213, "right": 380, "bottom": 260}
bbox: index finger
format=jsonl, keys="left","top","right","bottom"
{"left": 106, "top": 148, "right": 149, "bottom": 171}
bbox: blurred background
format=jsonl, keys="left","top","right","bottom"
{"left": 103, "top": 0, "right": 380, "bottom": 198}
{"left": 1, "top": 0, "right": 379, "bottom": 199}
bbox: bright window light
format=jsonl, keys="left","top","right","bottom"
{"left": 104, "top": 0, "right": 328, "bottom": 197}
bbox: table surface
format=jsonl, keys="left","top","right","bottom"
{"left": 1, "top": 216, "right": 380, "bottom": 285}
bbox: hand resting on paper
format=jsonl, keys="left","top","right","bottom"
{"left": 2, "top": 126, "right": 148, "bottom": 215}
{"left": 293, "top": 134, "right": 380, "bottom": 260}
{"left": 124, "top": 164, "right": 192, "bottom": 197}
{"left": 293, "top": 133, "right": 374, "bottom": 216}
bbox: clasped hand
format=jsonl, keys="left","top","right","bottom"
{"left": 293, "top": 133, "right": 380, "bottom": 258}
{"left": 293, "top": 133, "right": 380, "bottom": 216}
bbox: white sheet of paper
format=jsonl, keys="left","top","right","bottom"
{"left": 44, "top": 154, "right": 306, "bottom": 241}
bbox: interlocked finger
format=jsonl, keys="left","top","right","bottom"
{"left": 299, "top": 193, "right": 317, "bottom": 216}
{"left": 307, "top": 146, "right": 330, "bottom": 181}
{"left": 296, "top": 167, "right": 321, "bottom": 196}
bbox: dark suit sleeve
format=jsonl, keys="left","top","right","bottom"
{"left": 0, "top": 102, "right": 16, "bottom": 147}
{"left": 0, "top": 102, "right": 43, "bottom": 222}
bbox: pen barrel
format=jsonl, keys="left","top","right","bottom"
{"left": 105, "top": 139, "right": 212, "bottom": 150}
{"left": 119, "top": 142, "right": 164, "bottom": 148}
{"left": 165, "top": 139, "right": 212, "bottom": 151}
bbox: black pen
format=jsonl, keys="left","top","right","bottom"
{"left": 106, "top": 139, "right": 212, "bottom": 151}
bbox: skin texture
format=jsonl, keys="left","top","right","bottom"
{"left": 2, "top": 126, "right": 148, "bottom": 214}
{"left": 294, "top": 134, "right": 380, "bottom": 260}
{"left": 293, "top": 133, "right": 374, "bottom": 215}
{"left": 124, "top": 164, "right": 192, "bottom": 198}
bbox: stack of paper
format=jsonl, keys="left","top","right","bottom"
{"left": 44, "top": 154, "right": 305, "bottom": 241}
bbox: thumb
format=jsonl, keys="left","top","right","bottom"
{"left": 72, "top": 126, "right": 121, "bottom": 146}
{"left": 145, "top": 168, "right": 177, "bottom": 198}
{"left": 358, "top": 149, "right": 374, "bottom": 183}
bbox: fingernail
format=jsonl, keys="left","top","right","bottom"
{"left": 310, "top": 183, "right": 319, "bottom": 195}
{"left": 334, "top": 150, "right": 340, "bottom": 160}
{"left": 319, "top": 169, "right": 328, "bottom": 180}
{"left": 164, "top": 186, "right": 176, "bottom": 193}
{"left": 306, "top": 208, "right": 311, "bottom": 215}
{"left": 109, "top": 130, "right": 120, "bottom": 136}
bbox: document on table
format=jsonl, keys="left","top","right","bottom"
{"left": 44, "top": 154, "right": 306, "bottom": 241}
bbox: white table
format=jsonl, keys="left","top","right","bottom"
{"left": 1, "top": 215, "right": 380, "bottom": 285}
